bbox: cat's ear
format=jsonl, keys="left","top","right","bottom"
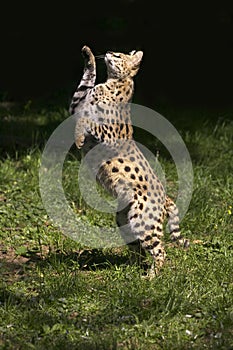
{"left": 132, "top": 51, "right": 143, "bottom": 65}
{"left": 130, "top": 51, "right": 143, "bottom": 76}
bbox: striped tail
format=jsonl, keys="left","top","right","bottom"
{"left": 69, "top": 46, "right": 96, "bottom": 115}
{"left": 165, "top": 196, "right": 189, "bottom": 247}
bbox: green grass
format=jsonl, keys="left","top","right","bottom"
{"left": 0, "top": 101, "right": 233, "bottom": 349}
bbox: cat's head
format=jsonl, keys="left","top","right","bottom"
{"left": 105, "top": 50, "right": 143, "bottom": 79}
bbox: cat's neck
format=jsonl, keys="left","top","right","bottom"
{"left": 106, "top": 77, "right": 134, "bottom": 99}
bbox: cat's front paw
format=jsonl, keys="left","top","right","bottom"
{"left": 81, "top": 45, "right": 95, "bottom": 67}
{"left": 75, "top": 134, "right": 85, "bottom": 149}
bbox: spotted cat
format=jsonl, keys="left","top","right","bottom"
{"left": 70, "top": 46, "right": 189, "bottom": 274}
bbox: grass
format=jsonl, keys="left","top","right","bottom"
{"left": 0, "top": 100, "right": 233, "bottom": 349}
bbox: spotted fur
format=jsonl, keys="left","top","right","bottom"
{"left": 70, "top": 46, "right": 189, "bottom": 275}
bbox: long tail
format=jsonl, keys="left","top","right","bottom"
{"left": 69, "top": 46, "right": 96, "bottom": 115}
{"left": 165, "top": 196, "right": 189, "bottom": 247}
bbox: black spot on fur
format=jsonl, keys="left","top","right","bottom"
{"left": 152, "top": 240, "right": 160, "bottom": 248}
{"left": 144, "top": 235, "right": 151, "bottom": 241}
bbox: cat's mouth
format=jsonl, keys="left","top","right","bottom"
{"left": 105, "top": 53, "right": 113, "bottom": 66}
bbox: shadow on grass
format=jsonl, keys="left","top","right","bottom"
{"left": 43, "top": 248, "right": 133, "bottom": 271}
{"left": 0, "top": 246, "right": 133, "bottom": 283}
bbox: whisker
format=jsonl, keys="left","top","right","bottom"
{"left": 95, "top": 55, "right": 105, "bottom": 59}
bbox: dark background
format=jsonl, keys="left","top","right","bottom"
{"left": 1, "top": 0, "right": 233, "bottom": 109}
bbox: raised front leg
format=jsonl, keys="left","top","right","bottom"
{"left": 69, "top": 45, "right": 96, "bottom": 115}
